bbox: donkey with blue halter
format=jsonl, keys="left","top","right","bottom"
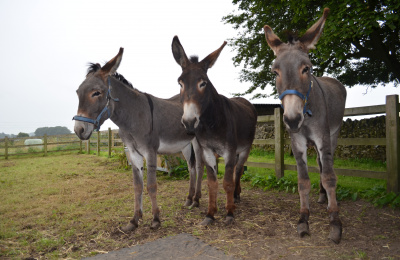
{"left": 73, "top": 48, "right": 204, "bottom": 231}
{"left": 263, "top": 8, "right": 346, "bottom": 243}
{"left": 172, "top": 37, "right": 257, "bottom": 226}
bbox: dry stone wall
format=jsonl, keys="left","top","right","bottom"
{"left": 255, "top": 116, "right": 386, "bottom": 162}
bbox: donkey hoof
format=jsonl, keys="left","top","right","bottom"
{"left": 234, "top": 196, "right": 241, "bottom": 204}
{"left": 184, "top": 199, "right": 193, "bottom": 207}
{"left": 121, "top": 222, "right": 137, "bottom": 232}
{"left": 329, "top": 212, "right": 342, "bottom": 244}
{"left": 317, "top": 193, "right": 327, "bottom": 204}
{"left": 199, "top": 217, "right": 214, "bottom": 226}
{"left": 189, "top": 201, "right": 199, "bottom": 209}
{"left": 224, "top": 216, "right": 235, "bottom": 225}
{"left": 329, "top": 224, "right": 342, "bottom": 244}
{"left": 150, "top": 220, "right": 161, "bottom": 229}
{"left": 297, "top": 222, "right": 310, "bottom": 237}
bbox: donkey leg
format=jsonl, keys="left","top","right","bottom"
{"left": 291, "top": 135, "right": 311, "bottom": 237}
{"left": 146, "top": 154, "right": 161, "bottom": 229}
{"left": 223, "top": 157, "right": 237, "bottom": 225}
{"left": 318, "top": 138, "right": 342, "bottom": 244}
{"left": 191, "top": 138, "right": 204, "bottom": 208}
{"left": 122, "top": 150, "right": 144, "bottom": 232}
{"left": 233, "top": 164, "right": 243, "bottom": 204}
{"left": 200, "top": 149, "right": 218, "bottom": 226}
{"left": 182, "top": 144, "right": 196, "bottom": 207}
{"left": 234, "top": 149, "right": 251, "bottom": 204}
{"left": 316, "top": 151, "right": 327, "bottom": 204}
{"left": 321, "top": 170, "right": 342, "bottom": 243}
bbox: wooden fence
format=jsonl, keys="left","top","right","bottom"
{"left": 245, "top": 94, "right": 399, "bottom": 194}
{"left": 1, "top": 95, "right": 398, "bottom": 193}
{"left": 0, "top": 128, "right": 124, "bottom": 159}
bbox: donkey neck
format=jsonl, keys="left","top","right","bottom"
{"left": 107, "top": 77, "right": 151, "bottom": 130}
{"left": 200, "top": 88, "right": 228, "bottom": 131}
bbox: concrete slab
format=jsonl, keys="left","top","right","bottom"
{"left": 83, "top": 233, "right": 237, "bottom": 260}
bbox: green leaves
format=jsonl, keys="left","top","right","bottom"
{"left": 167, "top": 157, "right": 189, "bottom": 180}
{"left": 223, "top": 0, "right": 400, "bottom": 98}
{"left": 244, "top": 172, "right": 298, "bottom": 193}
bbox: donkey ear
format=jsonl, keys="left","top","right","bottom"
{"left": 201, "top": 41, "right": 227, "bottom": 69}
{"left": 172, "top": 36, "right": 190, "bottom": 69}
{"left": 299, "top": 8, "right": 330, "bottom": 51}
{"left": 100, "top": 47, "right": 124, "bottom": 76}
{"left": 263, "top": 25, "right": 283, "bottom": 56}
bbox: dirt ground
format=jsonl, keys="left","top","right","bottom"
{"left": 2, "top": 155, "right": 399, "bottom": 259}
{"left": 101, "top": 177, "right": 400, "bottom": 260}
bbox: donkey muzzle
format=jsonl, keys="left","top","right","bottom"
{"left": 283, "top": 114, "right": 303, "bottom": 132}
{"left": 74, "top": 121, "right": 95, "bottom": 140}
{"left": 181, "top": 117, "right": 198, "bottom": 135}
{"left": 181, "top": 102, "right": 200, "bottom": 134}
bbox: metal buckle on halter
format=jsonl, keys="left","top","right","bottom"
{"left": 72, "top": 77, "right": 119, "bottom": 131}
{"left": 279, "top": 80, "right": 313, "bottom": 116}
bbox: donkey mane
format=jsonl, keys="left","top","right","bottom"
{"left": 284, "top": 31, "right": 299, "bottom": 44}
{"left": 189, "top": 56, "right": 199, "bottom": 63}
{"left": 86, "top": 62, "right": 134, "bottom": 89}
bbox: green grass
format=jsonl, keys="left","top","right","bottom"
{"left": 240, "top": 148, "right": 400, "bottom": 208}
{"left": 0, "top": 154, "right": 131, "bottom": 259}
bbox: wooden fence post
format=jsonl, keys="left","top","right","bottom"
{"left": 112, "top": 129, "right": 115, "bottom": 147}
{"left": 97, "top": 131, "right": 100, "bottom": 156}
{"left": 44, "top": 134, "right": 47, "bottom": 156}
{"left": 274, "top": 107, "right": 284, "bottom": 179}
{"left": 5, "top": 136, "right": 8, "bottom": 160}
{"left": 386, "top": 95, "right": 400, "bottom": 193}
{"left": 108, "top": 128, "right": 112, "bottom": 158}
{"left": 87, "top": 139, "right": 90, "bottom": 154}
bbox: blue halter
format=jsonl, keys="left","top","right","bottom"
{"left": 73, "top": 77, "right": 119, "bottom": 131}
{"left": 279, "top": 80, "right": 313, "bottom": 116}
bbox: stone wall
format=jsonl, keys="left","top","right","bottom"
{"left": 255, "top": 116, "right": 386, "bottom": 162}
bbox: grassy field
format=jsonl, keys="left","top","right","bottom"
{"left": 0, "top": 152, "right": 398, "bottom": 259}
{"left": 0, "top": 154, "right": 133, "bottom": 259}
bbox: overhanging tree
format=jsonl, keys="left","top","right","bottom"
{"left": 222, "top": 0, "right": 400, "bottom": 99}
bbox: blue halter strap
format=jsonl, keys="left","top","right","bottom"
{"left": 72, "top": 77, "right": 119, "bottom": 131}
{"left": 279, "top": 80, "right": 313, "bottom": 116}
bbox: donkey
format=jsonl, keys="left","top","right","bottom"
{"left": 263, "top": 8, "right": 346, "bottom": 243}
{"left": 171, "top": 36, "right": 257, "bottom": 226}
{"left": 73, "top": 48, "right": 205, "bottom": 231}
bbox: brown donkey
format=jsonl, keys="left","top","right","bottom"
{"left": 263, "top": 8, "right": 346, "bottom": 243}
{"left": 172, "top": 36, "right": 257, "bottom": 225}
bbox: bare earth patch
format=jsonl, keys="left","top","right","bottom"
{"left": 1, "top": 155, "right": 399, "bottom": 259}
{"left": 108, "top": 178, "right": 400, "bottom": 260}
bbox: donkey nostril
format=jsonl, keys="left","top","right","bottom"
{"left": 284, "top": 114, "right": 302, "bottom": 130}
{"left": 75, "top": 126, "right": 85, "bottom": 136}
{"left": 283, "top": 115, "right": 289, "bottom": 123}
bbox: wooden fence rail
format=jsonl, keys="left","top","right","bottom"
{"left": 0, "top": 130, "right": 122, "bottom": 159}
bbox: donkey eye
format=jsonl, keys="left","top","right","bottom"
{"left": 92, "top": 91, "right": 101, "bottom": 97}
{"left": 302, "top": 66, "right": 310, "bottom": 74}
{"left": 199, "top": 81, "right": 207, "bottom": 88}
{"left": 272, "top": 70, "right": 279, "bottom": 77}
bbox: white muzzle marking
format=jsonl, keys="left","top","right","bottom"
{"left": 282, "top": 95, "right": 305, "bottom": 130}
{"left": 182, "top": 102, "right": 200, "bottom": 129}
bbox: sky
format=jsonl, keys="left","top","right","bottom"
{"left": 0, "top": 0, "right": 398, "bottom": 135}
